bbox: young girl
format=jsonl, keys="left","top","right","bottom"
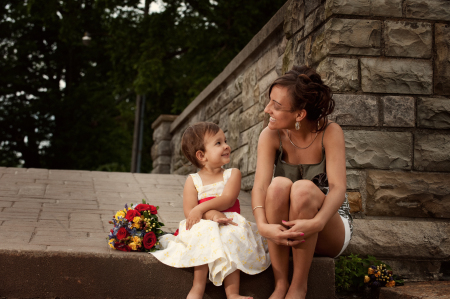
{"left": 151, "top": 122, "right": 270, "bottom": 299}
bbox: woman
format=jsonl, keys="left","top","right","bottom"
{"left": 251, "top": 65, "right": 352, "bottom": 299}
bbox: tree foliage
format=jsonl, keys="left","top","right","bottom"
{"left": 0, "top": 0, "right": 286, "bottom": 172}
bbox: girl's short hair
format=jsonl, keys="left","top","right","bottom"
{"left": 269, "top": 65, "right": 334, "bottom": 131}
{"left": 181, "top": 122, "right": 221, "bottom": 169}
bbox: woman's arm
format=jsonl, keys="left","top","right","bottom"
{"left": 311, "top": 122, "right": 347, "bottom": 231}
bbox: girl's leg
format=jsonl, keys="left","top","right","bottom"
{"left": 286, "top": 180, "right": 326, "bottom": 299}
{"left": 187, "top": 264, "right": 208, "bottom": 299}
{"left": 265, "top": 177, "right": 292, "bottom": 299}
{"left": 223, "top": 270, "right": 253, "bottom": 299}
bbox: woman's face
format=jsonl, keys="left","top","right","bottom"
{"left": 264, "top": 85, "right": 298, "bottom": 130}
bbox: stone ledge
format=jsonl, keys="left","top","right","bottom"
{"left": 151, "top": 114, "right": 178, "bottom": 129}
{"left": 0, "top": 250, "right": 334, "bottom": 299}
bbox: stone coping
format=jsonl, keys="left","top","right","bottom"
{"left": 170, "top": 0, "right": 289, "bottom": 133}
{"left": 151, "top": 114, "right": 178, "bottom": 129}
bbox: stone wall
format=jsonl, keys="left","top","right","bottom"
{"left": 152, "top": 0, "right": 450, "bottom": 281}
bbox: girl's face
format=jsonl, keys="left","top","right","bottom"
{"left": 264, "top": 85, "right": 299, "bottom": 130}
{"left": 201, "top": 129, "right": 231, "bottom": 168}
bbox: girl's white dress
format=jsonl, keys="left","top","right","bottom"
{"left": 151, "top": 168, "right": 271, "bottom": 286}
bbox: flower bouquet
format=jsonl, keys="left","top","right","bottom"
{"left": 108, "top": 199, "right": 165, "bottom": 252}
{"left": 364, "top": 264, "right": 395, "bottom": 288}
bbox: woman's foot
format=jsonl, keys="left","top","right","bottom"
{"left": 186, "top": 284, "right": 206, "bottom": 299}
{"left": 285, "top": 285, "right": 307, "bottom": 299}
{"left": 268, "top": 281, "right": 290, "bottom": 299}
{"left": 226, "top": 294, "right": 253, "bottom": 299}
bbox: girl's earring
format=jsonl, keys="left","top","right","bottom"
{"left": 295, "top": 121, "right": 301, "bottom": 130}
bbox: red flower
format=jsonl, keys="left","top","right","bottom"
{"left": 149, "top": 205, "right": 157, "bottom": 215}
{"left": 125, "top": 209, "right": 141, "bottom": 222}
{"left": 116, "top": 227, "right": 129, "bottom": 240}
{"left": 135, "top": 204, "right": 151, "bottom": 213}
{"left": 114, "top": 242, "right": 132, "bottom": 252}
{"left": 143, "top": 231, "right": 157, "bottom": 249}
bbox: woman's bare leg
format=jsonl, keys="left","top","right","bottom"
{"left": 223, "top": 270, "right": 253, "bottom": 299}
{"left": 265, "top": 177, "right": 292, "bottom": 299}
{"left": 286, "top": 180, "right": 325, "bottom": 299}
{"left": 187, "top": 264, "right": 208, "bottom": 299}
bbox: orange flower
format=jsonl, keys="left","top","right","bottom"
{"left": 386, "top": 280, "right": 395, "bottom": 287}
{"left": 368, "top": 268, "right": 374, "bottom": 275}
{"left": 374, "top": 272, "right": 380, "bottom": 277}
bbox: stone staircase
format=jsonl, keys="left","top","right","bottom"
{"left": 0, "top": 167, "right": 335, "bottom": 298}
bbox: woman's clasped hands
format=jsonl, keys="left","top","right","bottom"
{"left": 261, "top": 218, "right": 322, "bottom": 247}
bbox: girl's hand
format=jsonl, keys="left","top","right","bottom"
{"left": 212, "top": 215, "right": 238, "bottom": 226}
{"left": 186, "top": 206, "right": 203, "bottom": 230}
{"left": 260, "top": 223, "right": 304, "bottom": 246}
{"left": 282, "top": 219, "right": 322, "bottom": 240}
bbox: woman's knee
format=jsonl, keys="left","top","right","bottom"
{"left": 266, "top": 177, "right": 292, "bottom": 206}
{"left": 290, "top": 180, "right": 321, "bottom": 214}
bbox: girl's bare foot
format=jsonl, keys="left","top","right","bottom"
{"left": 186, "top": 284, "right": 206, "bottom": 299}
{"left": 268, "top": 281, "right": 290, "bottom": 299}
{"left": 226, "top": 294, "right": 253, "bottom": 299}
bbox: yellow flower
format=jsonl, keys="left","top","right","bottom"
{"left": 115, "top": 210, "right": 126, "bottom": 220}
{"left": 132, "top": 236, "right": 141, "bottom": 244}
{"left": 374, "top": 272, "right": 380, "bottom": 277}
{"left": 132, "top": 216, "right": 141, "bottom": 228}
{"left": 129, "top": 242, "right": 138, "bottom": 250}
{"left": 364, "top": 276, "right": 370, "bottom": 283}
{"left": 368, "top": 268, "right": 375, "bottom": 275}
{"left": 386, "top": 280, "right": 395, "bottom": 287}
{"left": 108, "top": 239, "right": 115, "bottom": 249}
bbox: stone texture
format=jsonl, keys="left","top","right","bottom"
{"left": 382, "top": 96, "right": 415, "bottom": 127}
{"left": 242, "top": 122, "right": 264, "bottom": 174}
{"left": 257, "top": 47, "right": 278, "bottom": 80}
{"left": 284, "top": 0, "right": 305, "bottom": 39}
{"left": 259, "top": 89, "right": 270, "bottom": 113}
{"left": 226, "top": 75, "right": 243, "bottom": 101}
{"left": 240, "top": 104, "right": 263, "bottom": 133}
{"left": 326, "top": 19, "right": 381, "bottom": 56}
{"left": 435, "top": 24, "right": 450, "bottom": 95}
{"left": 405, "top": 0, "right": 450, "bottom": 21}
{"left": 241, "top": 66, "right": 258, "bottom": 111}
{"left": 305, "top": 0, "right": 321, "bottom": 16}
{"left": 241, "top": 173, "right": 255, "bottom": 191}
{"left": 205, "top": 94, "right": 222, "bottom": 117}
{"left": 258, "top": 70, "right": 278, "bottom": 95}
{"left": 316, "top": 58, "right": 359, "bottom": 92}
{"left": 366, "top": 170, "right": 450, "bottom": 218}
{"left": 384, "top": 260, "right": 443, "bottom": 281}
{"left": 151, "top": 140, "right": 171, "bottom": 160}
{"left": 417, "top": 97, "right": 450, "bottom": 129}
{"left": 371, "top": 0, "right": 402, "bottom": 17}
{"left": 282, "top": 38, "right": 295, "bottom": 74}
{"left": 384, "top": 21, "right": 432, "bottom": 58}
{"left": 152, "top": 121, "right": 173, "bottom": 144}
{"left": 330, "top": 94, "right": 378, "bottom": 126}
{"left": 299, "top": 26, "right": 326, "bottom": 66}
{"left": 152, "top": 156, "right": 171, "bottom": 168}
{"left": 227, "top": 95, "right": 243, "bottom": 114}
{"left": 345, "top": 219, "right": 450, "bottom": 259}
{"left": 227, "top": 108, "right": 241, "bottom": 151}
{"left": 304, "top": 5, "right": 325, "bottom": 36}
{"left": 414, "top": 133, "right": 450, "bottom": 171}
{"left": 348, "top": 192, "right": 362, "bottom": 213}
{"left": 219, "top": 109, "right": 229, "bottom": 132}
{"left": 360, "top": 58, "right": 432, "bottom": 94}
{"left": 229, "top": 145, "right": 249, "bottom": 175}
{"left": 345, "top": 130, "right": 413, "bottom": 170}
{"left": 380, "top": 281, "right": 450, "bottom": 299}
{"left": 346, "top": 169, "right": 363, "bottom": 190}
{"left": 325, "top": 0, "right": 370, "bottom": 17}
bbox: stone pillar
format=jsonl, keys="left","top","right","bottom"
{"left": 151, "top": 115, "right": 178, "bottom": 174}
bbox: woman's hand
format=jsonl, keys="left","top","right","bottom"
{"left": 282, "top": 219, "right": 322, "bottom": 240}
{"left": 186, "top": 206, "right": 203, "bottom": 230}
{"left": 260, "top": 223, "right": 305, "bottom": 246}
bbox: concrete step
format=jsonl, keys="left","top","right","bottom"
{"left": 379, "top": 281, "right": 450, "bottom": 299}
{"left": 0, "top": 250, "right": 335, "bottom": 298}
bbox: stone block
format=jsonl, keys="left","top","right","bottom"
{"left": 304, "top": 5, "right": 325, "bottom": 36}
{"left": 152, "top": 121, "right": 172, "bottom": 144}
{"left": 414, "top": 133, "right": 450, "bottom": 172}
{"left": 228, "top": 108, "right": 241, "bottom": 150}
{"left": 381, "top": 260, "right": 443, "bottom": 281}
{"left": 284, "top": 0, "right": 305, "bottom": 39}
{"left": 282, "top": 38, "right": 295, "bottom": 74}
{"left": 205, "top": 95, "right": 222, "bottom": 117}
{"left": 346, "top": 169, "right": 363, "bottom": 190}
{"left": 299, "top": 27, "right": 326, "bottom": 67}
{"left": 366, "top": 170, "right": 450, "bottom": 218}
{"left": 241, "top": 173, "right": 255, "bottom": 191}
{"left": 245, "top": 123, "right": 264, "bottom": 174}
{"left": 257, "top": 47, "right": 278, "bottom": 80}
{"left": 330, "top": 94, "right": 378, "bottom": 126}
{"left": 325, "top": 0, "right": 371, "bottom": 17}
{"left": 151, "top": 140, "right": 171, "bottom": 160}
{"left": 219, "top": 109, "right": 229, "bottom": 132}
{"left": 259, "top": 89, "right": 270, "bottom": 113}
{"left": 405, "top": 0, "right": 450, "bottom": 21}
{"left": 435, "top": 24, "right": 450, "bottom": 95}
{"left": 417, "top": 97, "right": 450, "bottom": 129}
{"left": 316, "top": 58, "right": 359, "bottom": 92}
{"left": 240, "top": 104, "right": 262, "bottom": 133}
{"left": 258, "top": 70, "right": 278, "bottom": 95}
{"left": 229, "top": 145, "right": 249, "bottom": 176}
{"left": 305, "top": 0, "right": 321, "bottom": 16}
{"left": 344, "top": 130, "right": 413, "bottom": 170}
{"left": 226, "top": 75, "right": 243, "bottom": 100}
{"left": 348, "top": 192, "right": 362, "bottom": 213}
{"left": 152, "top": 156, "right": 171, "bottom": 168}
{"left": 360, "top": 58, "right": 432, "bottom": 94}
{"left": 371, "top": 0, "right": 402, "bottom": 17}
{"left": 278, "top": 36, "right": 288, "bottom": 57}
{"left": 227, "top": 95, "right": 243, "bottom": 114}
{"left": 381, "top": 96, "right": 415, "bottom": 127}
{"left": 206, "top": 110, "right": 220, "bottom": 125}
{"left": 242, "top": 66, "right": 257, "bottom": 111}
{"left": 384, "top": 21, "right": 432, "bottom": 58}
{"left": 326, "top": 19, "right": 381, "bottom": 56}
{"left": 345, "top": 219, "right": 450, "bottom": 259}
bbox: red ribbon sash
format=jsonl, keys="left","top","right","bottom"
{"left": 198, "top": 196, "right": 240, "bottom": 214}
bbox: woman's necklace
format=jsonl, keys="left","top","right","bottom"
{"left": 287, "top": 129, "right": 318, "bottom": 150}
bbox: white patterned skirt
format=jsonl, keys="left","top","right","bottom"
{"left": 150, "top": 212, "right": 271, "bottom": 286}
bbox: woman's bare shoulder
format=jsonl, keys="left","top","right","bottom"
{"left": 323, "top": 121, "right": 344, "bottom": 145}
{"left": 259, "top": 127, "right": 281, "bottom": 148}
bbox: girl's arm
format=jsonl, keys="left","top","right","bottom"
{"left": 186, "top": 168, "right": 241, "bottom": 230}
{"left": 183, "top": 176, "right": 199, "bottom": 219}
